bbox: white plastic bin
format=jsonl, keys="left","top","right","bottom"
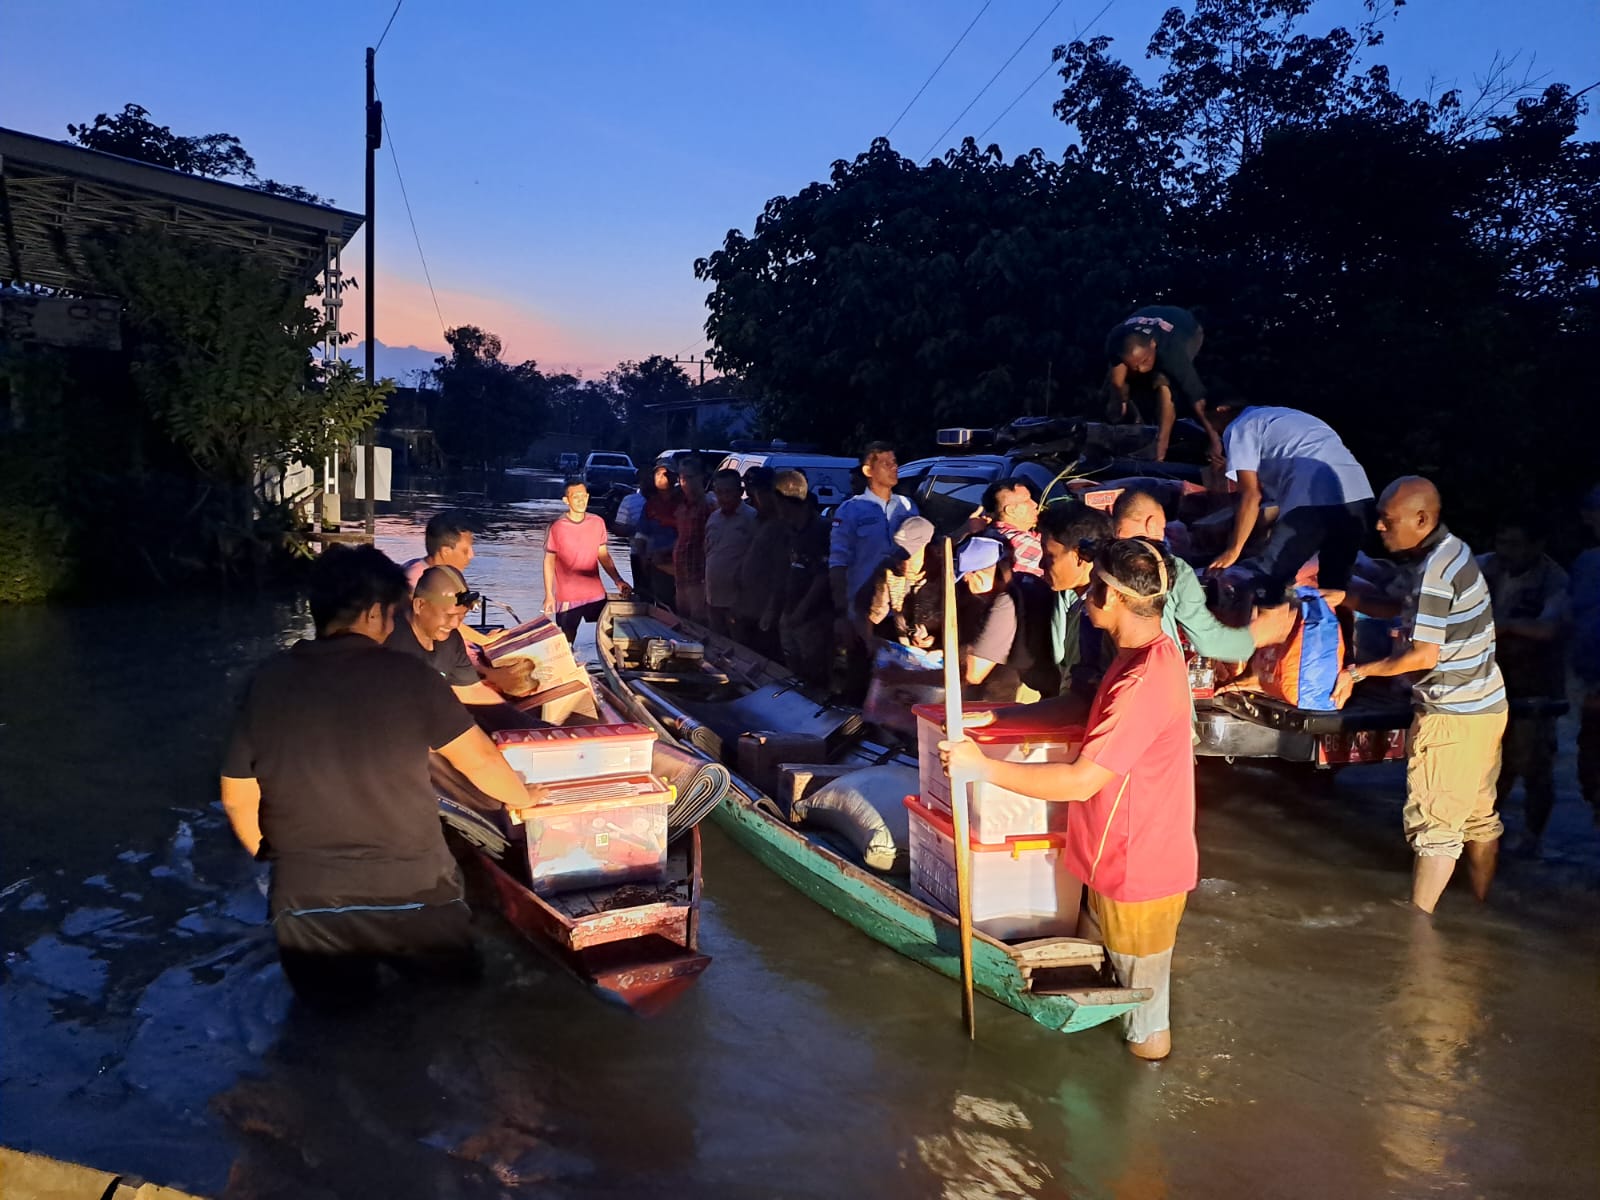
{"left": 904, "top": 795, "right": 1082, "bottom": 941}
{"left": 914, "top": 703, "right": 1081, "bottom": 843}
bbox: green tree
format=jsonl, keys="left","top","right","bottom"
{"left": 1052, "top": 0, "right": 1417, "bottom": 207}
{"left": 431, "top": 326, "right": 548, "bottom": 472}
{"left": 694, "top": 138, "right": 1163, "bottom": 450}
{"left": 79, "top": 226, "right": 389, "bottom": 569}
{"left": 67, "top": 103, "right": 332, "bottom": 204}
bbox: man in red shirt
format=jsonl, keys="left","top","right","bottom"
{"left": 543, "top": 480, "right": 631, "bottom": 642}
{"left": 944, "top": 537, "right": 1195, "bottom": 1060}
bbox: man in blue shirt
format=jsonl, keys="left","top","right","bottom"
{"left": 1207, "top": 404, "right": 1374, "bottom": 602}
{"left": 829, "top": 441, "right": 918, "bottom": 644}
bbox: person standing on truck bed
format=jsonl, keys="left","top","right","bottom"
{"left": 1206, "top": 404, "right": 1375, "bottom": 603}
{"left": 220, "top": 545, "right": 542, "bottom": 1009}
{"left": 829, "top": 442, "right": 917, "bottom": 673}
{"left": 1335, "top": 477, "right": 1507, "bottom": 915}
{"left": 1104, "top": 305, "right": 1208, "bottom": 464}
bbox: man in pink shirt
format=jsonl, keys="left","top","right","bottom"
{"left": 944, "top": 537, "right": 1195, "bottom": 1061}
{"left": 543, "top": 480, "right": 631, "bottom": 643}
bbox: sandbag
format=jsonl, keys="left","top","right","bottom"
{"left": 790, "top": 764, "right": 918, "bottom": 873}
{"left": 1252, "top": 587, "right": 1346, "bottom": 710}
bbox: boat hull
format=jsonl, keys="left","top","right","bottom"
{"left": 596, "top": 601, "right": 1147, "bottom": 1036}
{"left": 470, "top": 841, "right": 710, "bottom": 1017}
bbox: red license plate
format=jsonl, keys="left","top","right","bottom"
{"left": 1317, "top": 728, "right": 1406, "bottom": 766}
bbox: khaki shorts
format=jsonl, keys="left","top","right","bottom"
{"left": 1404, "top": 710, "right": 1507, "bottom": 858}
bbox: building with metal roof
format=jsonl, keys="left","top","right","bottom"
{"left": 0, "top": 125, "right": 361, "bottom": 296}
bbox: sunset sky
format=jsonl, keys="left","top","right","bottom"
{"left": 7, "top": 1, "right": 1597, "bottom": 380}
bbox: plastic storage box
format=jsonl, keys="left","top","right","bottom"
{"left": 522, "top": 773, "right": 675, "bottom": 895}
{"left": 493, "top": 723, "right": 656, "bottom": 784}
{"left": 914, "top": 703, "right": 1082, "bottom": 843}
{"left": 904, "top": 796, "right": 1082, "bottom": 941}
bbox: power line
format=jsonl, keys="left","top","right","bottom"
{"left": 976, "top": 0, "right": 1119, "bottom": 144}
{"left": 920, "top": 0, "right": 1067, "bottom": 163}
{"left": 375, "top": 0, "right": 404, "bottom": 51}
{"left": 375, "top": 90, "right": 447, "bottom": 338}
{"left": 885, "top": 1, "right": 994, "bottom": 138}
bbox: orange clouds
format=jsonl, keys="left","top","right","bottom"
{"left": 357, "top": 269, "right": 622, "bottom": 377}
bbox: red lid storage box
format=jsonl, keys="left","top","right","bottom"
{"left": 522, "top": 773, "right": 675, "bottom": 896}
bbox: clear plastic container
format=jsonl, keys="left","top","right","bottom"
{"left": 914, "top": 703, "right": 1081, "bottom": 843}
{"left": 522, "top": 774, "right": 675, "bottom": 895}
{"left": 493, "top": 723, "right": 656, "bottom": 784}
{"left": 904, "top": 796, "right": 1082, "bottom": 941}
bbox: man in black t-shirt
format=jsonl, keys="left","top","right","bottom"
{"left": 386, "top": 565, "right": 532, "bottom": 730}
{"left": 221, "top": 546, "right": 541, "bottom": 1008}
{"left": 1104, "top": 305, "right": 1209, "bottom": 463}
{"left": 775, "top": 472, "right": 834, "bottom": 685}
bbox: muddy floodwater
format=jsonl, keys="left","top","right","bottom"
{"left": 3, "top": 499, "right": 1598, "bottom": 1198}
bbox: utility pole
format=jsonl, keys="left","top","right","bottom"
{"left": 363, "top": 46, "right": 381, "bottom": 535}
{"left": 671, "top": 354, "right": 707, "bottom": 386}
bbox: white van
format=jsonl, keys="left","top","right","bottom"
{"left": 716, "top": 451, "right": 859, "bottom": 511}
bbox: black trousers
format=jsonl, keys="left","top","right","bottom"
{"left": 272, "top": 874, "right": 479, "bottom": 1010}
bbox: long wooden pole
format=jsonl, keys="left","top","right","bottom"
{"left": 941, "top": 537, "right": 977, "bottom": 1039}
{"left": 364, "top": 46, "right": 379, "bottom": 536}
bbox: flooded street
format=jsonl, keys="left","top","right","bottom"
{"left": 3, "top": 500, "right": 1598, "bottom": 1199}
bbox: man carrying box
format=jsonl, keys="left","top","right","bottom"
{"left": 943, "top": 537, "right": 1196, "bottom": 1060}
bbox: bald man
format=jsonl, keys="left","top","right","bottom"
{"left": 1112, "top": 490, "right": 1293, "bottom": 665}
{"left": 1336, "top": 477, "right": 1508, "bottom": 914}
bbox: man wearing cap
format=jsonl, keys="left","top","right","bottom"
{"left": 944, "top": 537, "right": 1197, "bottom": 1060}
{"left": 858, "top": 515, "right": 937, "bottom": 648}
{"left": 543, "top": 479, "right": 632, "bottom": 643}
{"left": 222, "top": 545, "right": 543, "bottom": 1008}
{"left": 954, "top": 536, "right": 1024, "bottom": 701}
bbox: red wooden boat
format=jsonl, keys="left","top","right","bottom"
{"left": 433, "top": 676, "right": 718, "bottom": 1016}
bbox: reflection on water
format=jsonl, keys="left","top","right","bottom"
{"left": 1, "top": 500, "right": 1598, "bottom": 1198}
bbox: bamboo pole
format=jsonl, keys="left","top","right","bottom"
{"left": 941, "top": 537, "right": 977, "bottom": 1039}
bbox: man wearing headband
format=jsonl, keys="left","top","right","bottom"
{"left": 944, "top": 538, "right": 1197, "bottom": 1060}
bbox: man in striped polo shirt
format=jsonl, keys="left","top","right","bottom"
{"left": 1335, "top": 477, "right": 1508, "bottom": 914}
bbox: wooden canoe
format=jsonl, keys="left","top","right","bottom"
{"left": 433, "top": 678, "right": 713, "bottom": 1016}
{"left": 594, "top": 601, "right": 1151, "bottom": 1036}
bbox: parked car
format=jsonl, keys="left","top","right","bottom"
{"left": 581, "top": 451, "right": 637, "bottom": 491}
{"left": 654, "top": 448, "right": 731, "bottom": 478}
{"left": 715, "top": 451, "right": 859, "bottom": 512}
{"left": 556, "top": 451, "right": 580, "bottom": 474}
{"left": 896, "top": 418, "right": 1209, "bottom": 535}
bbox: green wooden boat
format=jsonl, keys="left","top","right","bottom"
{"left": 595, "top": 601, "right": 1150, "bottom": 1036}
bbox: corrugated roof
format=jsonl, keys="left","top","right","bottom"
{"left": 0, "top": 125, "right": 362, "bottom": 292}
